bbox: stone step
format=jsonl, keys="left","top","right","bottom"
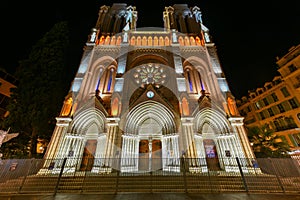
{"left": 0, "top": 173, "right": 296, "bottom": 194}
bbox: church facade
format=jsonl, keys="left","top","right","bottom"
{"left": 42, "top": 3, "right": 256, "bottom": 174}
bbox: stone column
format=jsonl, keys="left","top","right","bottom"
{"left": 38, "top": 117, "right": 72, "bottom": 174}
{"left": 229, "top": 117, "right": 255, "bottom": 159}
{"left": 44, "top": 117, "right": 72, "bottom": 159}
{"left": 181, "top": 118, "right": 197, "bottom": 167}
{"left": 148, "top": 136, "right": 153, "bottom": 171}
{"left": 104, "top": 119, "right": 119, "bottom": 167}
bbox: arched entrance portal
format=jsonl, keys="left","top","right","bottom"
{"left": 138, "top": 118, "right": 162, "bottom": 171}
{"left": 203, "top": 139, "right": 221, "bottom": 171}
{"left": 138, "top": 139, "right": 162, "bottom": 171}
{"left": 80, "top": 139, "right": 97, "bottom": 171}
{"left": 121, "top": 101, "right": 179, "bottom": 173}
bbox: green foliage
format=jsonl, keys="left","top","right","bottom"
{"left": 247, "top": 125, "right": 291, "bottom": 158}
{"left": 1, "top": 21, "right": 71, "bottom": 158}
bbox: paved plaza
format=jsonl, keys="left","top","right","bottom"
{"left": 0, "top": 193, "right": 300, "bottom": 200}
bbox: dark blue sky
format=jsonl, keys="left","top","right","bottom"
{"left": 1, "top": 0, "right": 300, "bottom": 99}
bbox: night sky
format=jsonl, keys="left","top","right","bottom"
{"left": 1, "top": 1, "right": 300, "bottom": 99}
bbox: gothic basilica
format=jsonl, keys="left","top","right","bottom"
{"left": 42, "top": 3, "right": 256, "bottom": 174}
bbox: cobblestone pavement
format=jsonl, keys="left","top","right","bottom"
{"left": 0, "top": 193, "right": 300, "bottom": 200}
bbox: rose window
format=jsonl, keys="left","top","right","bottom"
{"left": 134, "top": 63, "right": 166, "bottom": 88}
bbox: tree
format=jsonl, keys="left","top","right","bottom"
{"left": 1, "top": 21, "right": 71, "bottom": 158}
{"left": 247, "top": 125, "right": 291, "bottom": 158}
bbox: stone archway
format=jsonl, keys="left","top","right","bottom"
{"left": 80, "top": 123, "right": 99, "bottom": 171}
{"left": 121, "top": 101, "right": 178, "bottom": 172}
{"left": 203, "top": 139, "right": 220, "bottom": 171}
{"left": 138, "top": 118, "right": 162, "bottom": 171}
{"left": 138, "top": 139, "right": 163, "bottom": 171}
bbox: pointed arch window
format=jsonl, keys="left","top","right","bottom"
{"left": 154, "top": 36, "right": 159, "bottom": 46}
{"left": 187, "top": 69, "right": 193, "bottom": 91}
{"left": 184, "top": 67, "right": 205, "bottom": 94}
{"left": 159, "top": 36, "right": 164, "bottom": 46}
{"left": 182, "top": 97, "right": 189, "bottom": 116}
{"left": 61, "top": 97, "right": 73, "bottom": 116}
{"left": 111, "top": 97, "right": 119, "bottom": 116}
{"left": 97, "top": 67, "right": 116, "bottom": 94}
{"left": 107, "top": 68, "right": 114, "bottom": 91}
{"left": 104, "top": 36, "right": 111, "bottom": 45}
{"left": 190, "top": 36, "right": 196, "bottom": 46}
{"left": 130, "top": 36, "right": 136, "bottom": 45}
{"left": 148, "top": 36, "right": 153, "bottom": 46}
{"left": 165, "top": 36, "right": 170, "bottom": 46}
{"left": 110, "top": 36, "right": 116, "bottom": 45}
{"left": 96, "top": 68, "right": 104, "bottom": 91}
{"left": 116, "top": 36, "right": 122, "bottom": 45}
{"left": 184, "top": 36, "right": 190, "bottom": 46}
{"left": 136, "top": 36, "right": 141, "bottom": 46}
{"left": 178, "top": 36, "right": 184, "bottom": 46}
{"left": 142, "top": 36, "right": 147, "bottom": 46}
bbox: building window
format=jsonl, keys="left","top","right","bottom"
{"left": 263, "top": 98, "right": 269, "bottom": 106}
{"left": 274, "top": 121, "right": 280, "bottom": 131}
{"left": 286, "top": 116, "right": 297, "bottom": 128}
{"left": 274, "top": 78, "right": 282, "bottom": 85}
{"left": 61, "top": 97, "right": 73, "bottom": 116}
{"left": 289, "top": 133, "right": 300, "bottom": 147}
{"left": 288, "top": 98, "right": 299, "bottom": 109}
{"left": 107, "top": 69, "right": 113, "bottom": 91}
{"left": 184, "top": 67, "right": 204, "bottom": 94}
{"left": 271, "top": 93, "right": 278, "bottom": 102}
{"left": 280, "top": 135, "right": 289, "bottom": 146}
{"left": 0, "top": 94, "right": 10, "bottom": 110}
{"left": 268, "top": 108, "right": 274, "bottom": 117}
{"left": 277, "top": 104, "right": 285, "bottom": 113}
{"left": 259, "top": 112, "right": 265, "bottom": 120}
{"left": 247, "top": 106, "right": 252, "bottom": 112}
{"left": 295, "top": 76, "right": 300, "bottom": 89}
{"left": 288, "top": 64, "right": 297, "bottom": 73}
{"left": 134, "top": 63, "right": 166, "bottom": 88}
{"left": 255, "top": 102, "right": 262, "bottom": 110}
{"left": 97, "top": 67, "right": 116, "bottom": 94}
{"left": 187, "top": 70, "right": 193, "bottom": 92}
{"left": 280, "top": 87, "right": 290, "bottom": 97}
{"left": 240, "top": 110, "right": 246, "bottom": 116}
{"left": 274, "top": 116, "right": 297, "bottom": 131}
{"left": 182, "top": 97, "right": 189, "bottom": 116}
{"left": 96, "top": 68, "right": 104, "bottom": 91}
{"left": 111, "top": 97, "right": 119, "bottom": 116}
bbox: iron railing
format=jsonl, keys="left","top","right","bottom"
{"left": 0, "top": 157, "right": 299, "bottom": 195}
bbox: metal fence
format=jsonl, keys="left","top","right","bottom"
{"left": 0, "top": 157, "right": 299, "bottom": 195}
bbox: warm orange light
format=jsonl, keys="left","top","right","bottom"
{"left": 61, "top": 97, "right": 72, "bottom": 116}
{"left": 195, "top": 36, "right": 201, "bottom": 44}
{"left": 98, "top": 36, "right": 105, "bottom": 45}
{"left": 111, "top": 98, "right": 119, "bottom": 116}
{"left": 227, "top": 96, "right": 239, "bottom": 116}
{"left": 182, "top": 97, "right": 189, "bottom": 116}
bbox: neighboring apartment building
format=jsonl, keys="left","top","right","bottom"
{"left": 0, "top": 70, "right": 17, "bottom": 119}
{"left": 237, "top": 44, "right": 300, "bottom": 156}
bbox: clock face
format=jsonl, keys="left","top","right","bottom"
{"left": 147, "top": 91, "right": 154, "bottom": 98}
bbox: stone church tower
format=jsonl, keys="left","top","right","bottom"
{"left": 42, "top": 3, "right": 256, "bottom": 174}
